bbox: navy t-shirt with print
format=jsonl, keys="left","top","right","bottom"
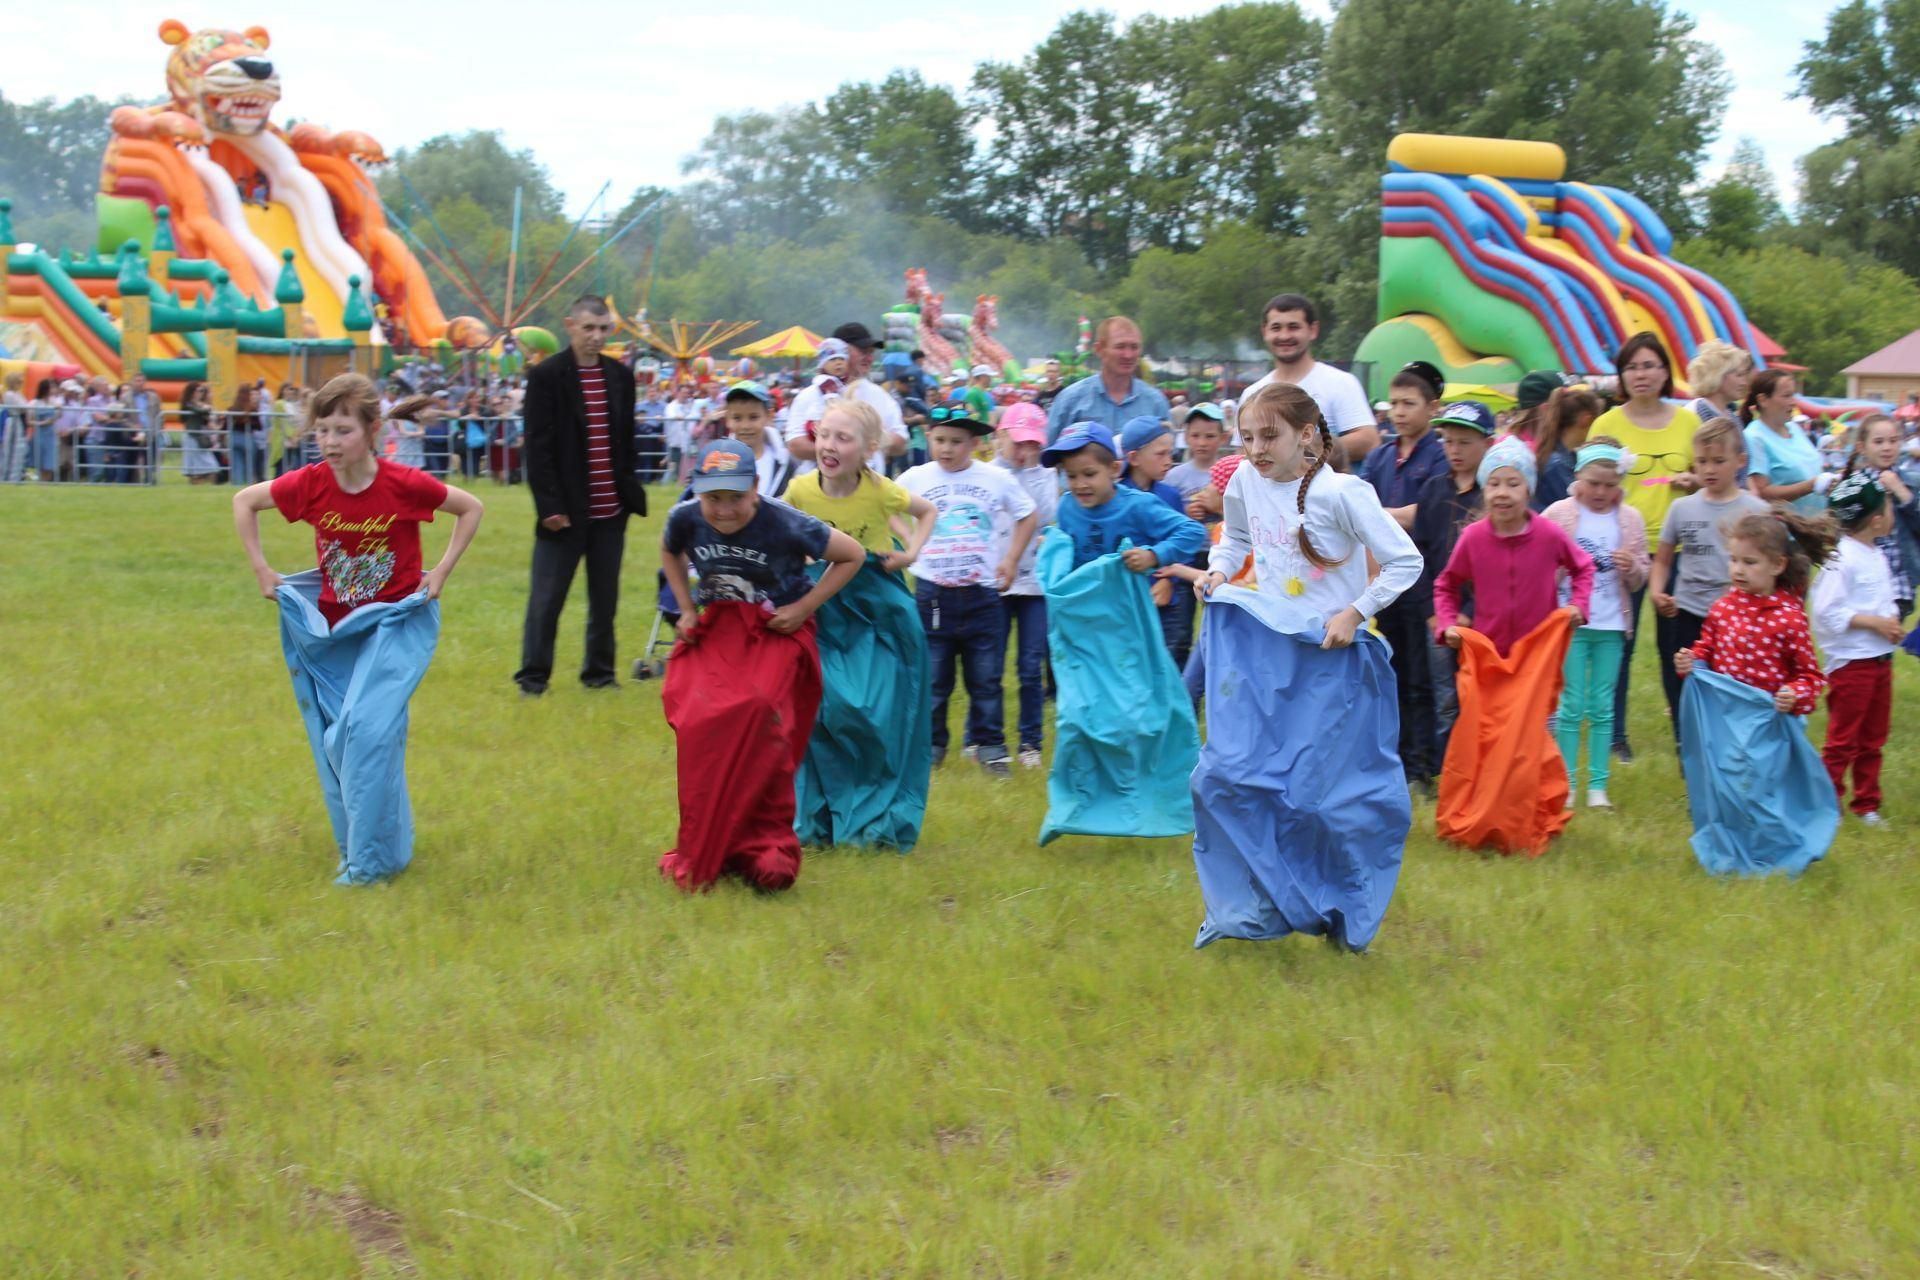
{"left": 663, "top": 496, "right": 832, "bottom": 608}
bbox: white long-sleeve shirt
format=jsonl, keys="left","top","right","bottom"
{"left": 1209, "top": 463, "right": 1421, "bottom": 622}
{"left": 1810, "top": 536, "right": 1898, "bottom": 672}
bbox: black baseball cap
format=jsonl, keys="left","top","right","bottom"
{"left": 832, "top": 322, "right": 882, "bottom": 351}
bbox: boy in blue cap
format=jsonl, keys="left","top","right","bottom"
{"left": 658, "top": 439, "right": 865, "bottom": 892}
{"left": 1043, "top": 422, "right": 1207, "bottom": 606}
{"left": 1117, "top": 414, "right": 1203, "bottom": 664}
{"left": 662, "top": 439, "right": 864, "bottom": 642}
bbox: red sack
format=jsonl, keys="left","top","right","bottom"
{"left": 1436, "top": 610, "right": 1576, "bottom": 857}
{"left": 658, "top": 602, "right": 822, "bottom": 891}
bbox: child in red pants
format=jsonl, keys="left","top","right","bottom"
{"left": 1811, "top": 472, "right": 1908, "bottom": 825}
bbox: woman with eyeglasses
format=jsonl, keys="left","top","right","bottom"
{"left": 1741, "top": 370, "right": 1829, "bottom": 517}
{"left": 1588, "top": 333, "right": 1701, "bottom": 762}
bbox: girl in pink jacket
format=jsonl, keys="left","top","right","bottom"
{"left": 1540, "top": 439, "right": 1648, "bottom": 807}
{"left": 1435, "top": 437, "right": 1596, "bottom": 657}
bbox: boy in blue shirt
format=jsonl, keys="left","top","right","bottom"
{"left": 1042, "top": 422, "right": 1207, "bottom": 608}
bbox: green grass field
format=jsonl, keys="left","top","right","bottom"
{"left": 3, "top": 480, "right": 1917, "bottom": 1277}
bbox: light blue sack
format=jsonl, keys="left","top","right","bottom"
{"left": 1678, "top": 667, "right": 1837, "bottom": 876}
{"left": 795, "top": 557, "right": 931, "bottom": 852}
{"left": 1190, "top": 586, "right": 1411, "bottom": 950}
{"left": 276, "top": 570, "right": 441, "bottom": 884}
{"left": 1036, "top": 534, "right": 1198, "bottom": 845}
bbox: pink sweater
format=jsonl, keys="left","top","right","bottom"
{"left": 1433, "top": 512, "right": 1595, "bottom": 656}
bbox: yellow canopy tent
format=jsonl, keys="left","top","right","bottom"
{"left": 732, "top": 326, "right": 825, "bottom": 359}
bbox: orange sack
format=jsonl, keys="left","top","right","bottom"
{"left": 1436, "top": 611, "right": 1576, "bottom": 857}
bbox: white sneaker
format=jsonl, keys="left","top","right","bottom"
{"left": 1859, "top": 811, "right": 1887, "bottom": 827}
{"left": 961, "top": 745, "right": 979, "bottom": 762}
{"left": 1587, "top": 788, "right": 1612, "bottom": 809}
{"left": 1018, "top": 746, "right": 1043, "bottom": 769}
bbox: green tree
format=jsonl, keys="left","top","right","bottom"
{"left": 1794, "top": 0, "right": 1920, "bottom": 141}
{"left": 820, "top": 72, "right": 975, "bottom": 224}
{"left": 376, "top": 131, "right": 565, "bottom": 228}
{"left": 1695, "top": 138, "right": 1784, "bottom": 254}
{"left": 1112, "top": 222, "right": 1300, "bottom": 353}
{"left": 1306, "top": 0, "right": 1729, "bottom": 355}
{"left": 1675, "top": 239, "right": 1920, "bottom": 394}
{"left": 0, "top": 92, "right": 144, "bottom": 242}
{"left": 1793, "top": 1, "right": 1920, "bottom": 278}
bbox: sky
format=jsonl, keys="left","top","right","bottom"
{"left": 9, "top": 0, "right": 1851, "bottom": 217}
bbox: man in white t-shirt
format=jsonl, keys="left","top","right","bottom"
{"left": 784, "top": 321, "right": 908, "bottom": 474}
{"left": 1242, "top": 292, "right": 1379, "bottom": 464}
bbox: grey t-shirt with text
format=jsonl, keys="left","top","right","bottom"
{"left": 1659, "top": 491, "right": 1768, "bottom": 617}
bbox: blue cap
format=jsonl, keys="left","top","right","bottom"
{"left": 723, "top": 379, "right": 773, "bottom": 407}
{"left": 691, "top": 439, "right": 757, "bottom": 492}
{"left": 1185, "top": 402, "right": 1224, "bottom": 423}
{"left": 1119, "top": 415, "right": 1170, "bottom": 454}
{"left": 1041, "top": 421, "right": 1119, "bottom": 468}
{"left": 1433, "top": 400, "right": 1497, "bottom": 436}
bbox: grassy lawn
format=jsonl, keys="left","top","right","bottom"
{"left": 3, "top": 479, "right": 1916, "bottom": 1277}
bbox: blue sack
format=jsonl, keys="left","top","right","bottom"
{"left": 1678, "top": 667, "right": 1837, "bottom": 877}
{"left": 795, "top": 557, "right": 931, "bottom": 851}
{"left": 1190, "top": 586, "right": 1412, "bottom": 950}
{"left": 1035, "top": 534, "right": 1198, "bottom": 845}
{"left": 276, "top": 570, "right": 441, "bottom": 885}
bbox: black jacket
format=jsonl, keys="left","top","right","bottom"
{"left": 523, "top": 348, "right": 647, "bottom": 536}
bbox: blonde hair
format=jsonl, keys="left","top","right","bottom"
{"left": 2, "top": 373, "right": 22, "bottom": 391}
{"left": 1692, "top": 416, "right": 1746, "bottom": 457}
{"left": 1238, "top": 381, "right": 1347, "bottom": 569}
{"left": 819, "top": 397, "right": 884, "bottom": 458}
{"left": 1575, "top": 433, "right": 1625, "bottom": 477}
{"left": 1686, "top": 340, "right": 1752, "bottom": 399}
{"left": 305, "top": 373, "right": 432, "bottom": 440}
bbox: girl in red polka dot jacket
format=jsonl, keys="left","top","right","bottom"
{"left": 1674, "top": 506, "right": 1839, "bottom": 714}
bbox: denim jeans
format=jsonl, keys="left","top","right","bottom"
{"left": 999, "top": 592, "right": 1048, "bottom": 750}
{"left": 1377, "top": 598, "right": 1436, "bottom": 780}
{"left": 1430, "top": 635, "right": 1460, "bottom": 764}
{"left": 919, "top": 582, "right": 1007, "bottom": 759}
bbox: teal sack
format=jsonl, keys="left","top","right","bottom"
{"left": 276, "top": 570, "right": 440, "bottom": 885}
{"left": 1036, "top": 533, "right": 1198, "bottom": 845}
{"left": 795, "top": 557, "right": 932, "bottom": 851}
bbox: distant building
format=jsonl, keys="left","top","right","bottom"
{"left": 1843, "top": 330, "right": 1920, "bottom": 402}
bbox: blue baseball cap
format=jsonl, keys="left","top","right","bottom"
{"left": 1432, "top": 400, "right": 1498, "bottom": 436}
{"left": 1041, "top": 421, "right": 1119, "bottom": 468}
{"left": 723, "top": 379, "right": 773, "bottom": 407}
{"left": 690, "top": 439, "right": 757, "bottom": 492}
{"left": 1185, "top": 402, "right": 1224, "bottom": 423}
{"left": 1119, "top": 414, "right": 1170, "bottom": 454}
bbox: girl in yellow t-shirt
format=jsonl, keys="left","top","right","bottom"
{"left": 784, "top": 399, "right": 935, "bottom": 569}
{"left": 1587, "top": 331, "right": 1701, "bottom": 760}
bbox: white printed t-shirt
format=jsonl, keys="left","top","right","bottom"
{"left": 898, "top": 459, "right": 1037, "bottom": 588}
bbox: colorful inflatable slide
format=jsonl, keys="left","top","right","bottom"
{"left": 1356, "top": 134, "right": 1769, "bottom": 399}
{"left": 95, "top": 20, "right": 482, "bottom": 349}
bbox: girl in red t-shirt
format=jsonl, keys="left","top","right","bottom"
{"left": 234, "top": 375, "right": 483, "bottom": 621}
{"left": 232, "top": 373, "right": 484, "bottom": 886}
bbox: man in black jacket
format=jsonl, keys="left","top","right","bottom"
{"left": 514, "top": 296, "right": 648, "bottom": 694}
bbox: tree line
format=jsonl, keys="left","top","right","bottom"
{"left": 4, "top": 0, "right": 1920, "bottom": 391}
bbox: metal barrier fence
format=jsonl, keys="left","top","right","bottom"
{"left": 0, "top": 405, "right": 679, "bottom": 488}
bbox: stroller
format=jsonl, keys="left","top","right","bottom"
{"left": 632, "top": 568, "right": 689, "bottom": 680}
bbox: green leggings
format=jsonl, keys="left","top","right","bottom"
{"left": 1557, "top": 627, "right": 1625, "bottom": 792}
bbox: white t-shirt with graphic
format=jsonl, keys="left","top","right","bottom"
{"left": 898, "top": 459, "right": 1037, "bottom": 588}
{"left": 1566, "top": 505, "right": 1626, "bottom": 630}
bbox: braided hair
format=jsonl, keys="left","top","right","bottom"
{"left": 1241, "top": 381, "right": 1349, "bottom": 570}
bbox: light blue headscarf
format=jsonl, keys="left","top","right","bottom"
{"left": 1477, "top": 436, "right": 1538, "bottom": 491}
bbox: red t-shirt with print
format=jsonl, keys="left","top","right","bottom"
{"left": 271, "top": 460, "right": 449, "bottom": 625}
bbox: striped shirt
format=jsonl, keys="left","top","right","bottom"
{"left": 579, "top": 362, "right": 621, "bottom": 520}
